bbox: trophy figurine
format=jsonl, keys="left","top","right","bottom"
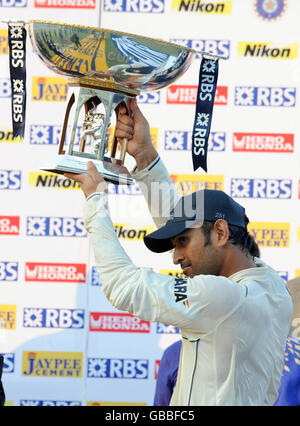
{"left": 28, "top": 21, "right": 196, "bottom": 184}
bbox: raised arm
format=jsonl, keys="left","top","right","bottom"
{"left": 115, "top": 98, "right": 181, "bottom": 228}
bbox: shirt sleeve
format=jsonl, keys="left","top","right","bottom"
{"left": 84, "top": 193, "right": 247, "bottom": 334}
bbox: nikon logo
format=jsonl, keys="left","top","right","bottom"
{"left": 172, "top": 0, "right": 232, "bottom": 13}
{"left": 238, "top": 42, "right": 298, "bottom": 59}
{"left": 114, "top": 224, "right": 155, "bottom": 241}
{"left": 29, "top": 172, "right": 80, "bottom": 189}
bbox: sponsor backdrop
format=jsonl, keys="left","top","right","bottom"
{"left": 0, "top": 0, "right": 299, "bottom": 406}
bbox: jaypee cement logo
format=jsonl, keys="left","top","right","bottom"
{"left": 170, "top": 38, "right": 230, "bottom": 58}
{"left": 22, "top": 351, "right": 83, "bottom": 378}
{"left": 103, "top": 0, "right": 165, "bottom": 12}
{"left": 32, "top": 77, "right": 68, "bottom": 102}
{"left": 87, "top": 358, "right": 149, "bottom": 379}
{"left": 231, "top": 179, "right": 292, "bottom": 199}
{"left": 249, "top": 222, "right": 290, "bottom": 247}
{"left": 26, "top": 217, "right": 86, "bottom": 237}
{"left": 164, "top": 130, "right": 226, "bottom": 151}
{"left": 23, "top": 308, "right": 85, "bottom": 329}
{"left": 0, "top": 0, "right": 27, "bottom": 6}
{"left": 170, "top": 174, "right": 224, "bottom": 195}
{"left": 234, "top": 86, "right": 296, "bottom": 107}
{"left": 0, "top": 305, "right": 17, "bottom": 330}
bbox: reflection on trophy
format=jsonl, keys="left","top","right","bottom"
{"left": 28, "top": 21, "right": 196, "bottom": 184}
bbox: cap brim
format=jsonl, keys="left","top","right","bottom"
{"left": 143, "top": 220, "right": 188, "bottom": 253}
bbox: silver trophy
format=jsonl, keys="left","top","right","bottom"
{"left": 28, "top": 21, "right": 197, "bottom": 184}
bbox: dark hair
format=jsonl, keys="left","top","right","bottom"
{"left": 201, "top": 218, "right": 260, "bottom": 258}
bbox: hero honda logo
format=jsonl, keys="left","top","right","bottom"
{"left": 0, "top": 216, "right": 20, "bottom": 235}
{"left": 26, "top": 217, "right": 86, "bottom": 237}
{"left": 233, "top": 132, "right": 294, "bottom": 153}
{"left": 231, "top": 178, "right": 292, "bottom": 199}
{"left": 235, "top": 86, "right": 296, "bottom": 107}
{"left": 88, "top": 358, "right": 149, "bottom": 379}
{"left": 25, "top": 262, "right": 86, "bottom": 283}
{"left": 90, "top": 312, "right": 151, "bottom": 333}
{"left": 34, "top": 0, "right": 95, "bottom": 7}
{"left": 103, "top": 0, "right": 164, "bottom": 13}
{"left": 167, "top": 85, "right": 227, "bottom": 104}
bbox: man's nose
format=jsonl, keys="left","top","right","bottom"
{"left": 173, "top": 248, "right": 185, "bottom": 265}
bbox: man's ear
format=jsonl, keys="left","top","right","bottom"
{"left": 213, "top": 219, "right": 230, "bottom": 247}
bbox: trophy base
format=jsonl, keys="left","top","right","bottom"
{"left": 40, "top": 154, "right": 134, "bottom": 185}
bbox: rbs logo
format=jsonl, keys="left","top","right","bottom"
{"left": 26, "top": 216, "right": 86, "bottom": 237}
{"left": 88, "top": 358, "right": 148, "bottom": 379}
{"left": 164, "top": 130, "right": 225, "bottom": 152}
{"left": 0, "top": 262, "right": 18, "bottom": 281}
{"left": 0, "top": 170, "right": 21, "bottom": 189}
{"left": 231, "top": 178, "right": 292, "bottom": 199}
{"left": 103, "top": 0, "right": 164, "bottom": 13}
{"left": 0, "top": 0, "right": 27, "bottom": 6}
{"left": 235, "top": 86, "right": 296, "bottom": 107}
{"left": 23, "top": 308, "right": 85, "bottom": 329}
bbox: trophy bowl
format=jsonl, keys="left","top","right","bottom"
{"left": 28, "top": 21, "right": 196, "bottom": 184}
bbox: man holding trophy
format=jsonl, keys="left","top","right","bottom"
{"left": 6, "top": 20, "right": 292, "bottom": 406}
{"left": 65, "top": 98, "right": 292, "bottom": 406}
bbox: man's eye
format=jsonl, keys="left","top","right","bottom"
{"left": 179, "top": 237, "right": 187, "bottom": 244}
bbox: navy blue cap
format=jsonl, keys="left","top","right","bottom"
{"left": 144, "top": 189, "right": 248, "bottom": 253}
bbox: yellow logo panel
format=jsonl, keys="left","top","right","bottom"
{"left": 32, "top": 77, "right": 68, "bottom": 102}
{"left": 0, "top": 30, "right": 8, "bottom": 55}
{"left": 114, "top": 223, "right": 155, "bottom": 241}
{"left": 22, "top": 351, "right": 83, "bottom": 378}
{"left": 29, "top": 172, "right": 80, "bottom": 190}
{"left": 0, "top": 305, "right": 17, "bottom": 330}
{"left": 172, "top": 0, "right": 232, "bottom": 14}
{"left": 160, "top": 269, "right": 186, "bottom": 278}
{"left": 0, "top": 129, "right": 22, "bottom": 143}
{"left": 87, "top": 402, "right": 147, "bottom": 406}
{"left": 237, "top": 42, "right": 298, "bottom": 59}
{"left": 170, "top": 174, "right": 224, "bottom": 196}
{"left": 248, "top": 222, "right": 290, "bottom": 248}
